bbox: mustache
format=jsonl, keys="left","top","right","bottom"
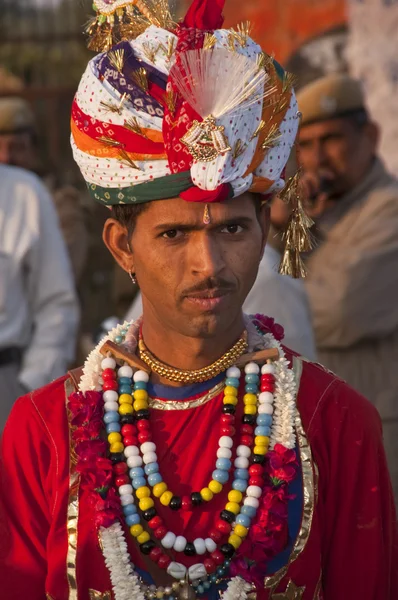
{"left": 181, "top": 278, "right": 236, "bottom": 297}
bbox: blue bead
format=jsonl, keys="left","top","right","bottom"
{"left": 245, "top": 373, "right": 259, "bottom": 384}
{"left": 236, "top": 514, "right": 251, "bottom": 527}
{"left": 197, "top": 585, "right": 204, "bottom": 595}
{"left": 125, "top": 513, "right": 140, "bottom": 526}
{"left": 224, "top": 559, "right": 231, "bottom": 568}
{"left": 104, "top": 411, "right": 119, "bottom": 424}
{"left": 255, "top": 425, "right": 271, "bottom": 436}
{"left": 241, "top": 505, "right": 257, "bottom": 518}
{"left": 118, "top": 377, "right": 132, "bottom": 385}
{"left": 115, "top": 335, "right": 123, "bottom": 344}
{"left": 106, "top": 422, "right": 121, "bottom": 433}
{"left": 257, "top": 414, "right": 273, "bottom": 426}
{"left": 245, "top": 383, "right": 258, "bottom": 394}
{"left": 235, "top": 468, "right": 249, "bottom": 480}
{"left": 129, "top": 467, "right": 144, "bottom": 479}
{"left": 134, "top": 381, "right": 147, "bottom": 390}
{"left": 232, "top": 478, "right": 247, "bottom": 492}
{"left": 216, "top": 567, "right": 225, "bottom": 577}
{"left": 123, "top": 504, "right": 137, "bottom": 516}
{"left": 132, "top": 477, "right": 146, "bottom": 489}
{"left": 118, "top": 385, "right": 132, "bottom": 395}
{"left": 148, "top": 472, "right": 163, "bottom": 486}
{"left": 144, "top": 462, "right": 159, "bottom": 475}
{"left": 203, "top": 581, "right": 211, "bottom": 590}
{"left": 225, "top": 377, "right": 240, "bottom": 388}
{"left": 216, "top": 458, "right": 231, "bottom": 471}
{"left": 210, "top": 575, "right": 218, "bottom": 584}
{"left": 212, "top": 469, "right": 229, "bottom": 484}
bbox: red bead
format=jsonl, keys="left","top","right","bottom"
{"left": 241, "top": 435, "right": 253, "bottom": 446}
{"left": 121, "top": 424, "right": 135, "bottom": 437}
{"left": 211, "top": 550, "right": 224, "bottom": 565}
{"left": 241, "top": 425, "right": 254, "bottom": 435}
{"left": 123, "top": 437, "right": 138, "bottom": 448}
{"left": 221, "top": 414, "right": 235, "bottom": 425}
{"left": 113, "top": 462, "right": 128, "bottom": 475}
{"left": 216, "top": 519, "right": 232, "bottom": 535}
{"left": 221, "top": 426, "right": 235, "bottom": 437}
{"left": 137, "top": 420, "right": 150, "bottom": 431}
{"left": 148, "top": 516, "right": 163, "bottom": 530}
{"left": 209, "top": 529, "right": 223, "bottom": 543}
{"left": 149, "top": 547, "right": 162, "bottom": 563}
{"left": 154, "top": 526, "right": 168, "bottom": 540}
{"left": 103, "top": 380, "right": 118, "bottom": 391}
{"left": 138, "top": 431, "right": 152, "bottom": 444}
{"left": 115, "top": 475, "right": 130, "bottom": 487}
{"left": 261, "top": 374, "right": 275, "bottom": 383}
{"left": 204, "top": 558, "right": 216, "bottom": 574}
{"left": 102, "top": 368, "right": 116, "bottom": 380}
{"left": 249, "top": 476, "right": 264, "bottom": 487}
{"left": 158, "top": 554, "right": 171, "bottom": 570}
{"left": 261, "top": 385, "right": 274, "bottom": 393}
{"left": 182, "top": 496, "right": 193, "bottom": 511}
{"left": 249, "top": 464, "right": 264, "bottom": 476}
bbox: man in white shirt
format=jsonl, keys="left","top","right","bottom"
{"left": 0, "top": 164, "right": 79, "bottom": 429}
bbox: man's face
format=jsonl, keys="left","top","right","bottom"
{"left": 0, "top": 131, "right": 36, "bottom": 169}
{"left": 298, "top": 116, "right": 378, "bottom": 199}
{"left": 108, "top": 193, "right": 268, "bottom": 339}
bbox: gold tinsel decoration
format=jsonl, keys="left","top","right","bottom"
{"left": 131, "top": 67, "right": 149, "bottom": 92}
{"left": 232, "top": 139, "right": 246, "bottom": 159}
{"left": 118, "top": 148, "right": 141, "bottom": 170}
{"left": 203, "top": 32, "right": 217, "bottom": 50}
{"left": 124, "top": 117, "right": 149, "bottom": 139}
{"left": 107, "top": 48, "right": 125, "bottom": 72}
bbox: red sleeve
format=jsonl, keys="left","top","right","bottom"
{"left": 308, "top": 379, "right": 398, "bottom": 599}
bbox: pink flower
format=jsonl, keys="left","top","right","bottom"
{"left": 252, "top": 314, "right": 285, "bottom": 341}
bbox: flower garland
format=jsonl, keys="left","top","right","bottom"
{"left": 69, "top": 316, "right": 299, "bottom": 600}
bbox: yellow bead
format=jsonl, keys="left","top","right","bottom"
{"left": 228, "top": 534, "right": 243, "bottom": 549}
{"left": 243, "top": 394, "right": 257, "bottom": 405}
{"left": 107, "top": 432, "right": 122, "bottom": 444}
{"left": 137, "top": 531, "right": 150, "bottom": 545}
{"left": 153, "top": 482, "right": 168, "bottom": 498}
{"left": 119, "top": 403, "right": 134, "bottom": 415}
{"left": 224, "top": 386, "right": 238, "bottom": 397}
{"left": 255, "top": 436, "right": 270, "bottom": 447}
{"left": 134, "top": 389, "right": 148, "bottom": 402}
{"left": 254, "top": 445, "right": 268, "bottom": 455}
{"left": 136, "top": 486, "right": 150, "bottom": 499}
{"left": 160, "top": 491, "right": 173, "bottom": 506}
{"left": 139, "top": 497, "right": 155, "bottom": 511}
{"left": 244, "top": 405, "right": 257, "bottom": 415}
{"left": 119, "top": 394, "right": 133, "bottom": 405}
{"left": 226, "top": 502, "right": 240, "bottom": 515}
{"left": 200, "top": 488, "right": 214, "bottom": 502}
{"left": 209, "top": 480, "right": 223, "bottom": 494}
{"left": 228, "top": 490, "right": 243, "bottom": 503}
{"left": 223, "top": 395, "right": 238, "bottom": 406}
{"left": 130, "top": 524, "right": 143, "bottom": 538}
{"left": 110, "top": 442, "right": 124, "bottom": 453}
{"left": 234, "top": 524, "right": 248, "bottom": 538}
{"left": 133, "top": 399, "right": 149, "bottom": 412}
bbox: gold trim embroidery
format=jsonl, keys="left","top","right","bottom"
{"left": 89, "top": 591, "right": 112, "bottom": 599}
{"left": 148, "top": 380, "right": 225, "bottom": 411}
{"left": 271, "top": 579, "right": 305, "bottom": 599}
{"left": 65, "top": 379, "right": 80, "bottom": 599}
{"left": 264, "top": 357, "right": 316, "bottom": 591}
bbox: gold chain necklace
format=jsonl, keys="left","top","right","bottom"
{"left": 138, "top": 332, "right": 248, "bottom": 384}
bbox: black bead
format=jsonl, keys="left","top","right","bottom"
{"left": 220, "top": 510, "right": 235, "bottom": 524}
{"left": 120, "top": 415, "right": 134, "bottom": 426}
{"left": 184, "top": 542, "right": 197, "bottom": 557}
{"left": 252, "top": 453, "right": 266, "bottom": 465}
{"left": 110, "top": 452, "right": 125, "bottom": 463}
{"left": 170, "top": 496, "right": 182, "bottom": 511}
{"left": 243, "top": 414, "right": 256, "bottom": 425}
{"left": 140, "top": 540, "right": 156, "bottom": 555}
{"left": 142, "top": 507, "right": 157, "bottom": 522}
{"left": 191, "top": 492, "right": 203, "bottom": 507}
{"left": 136, "top": 409, "right": 150, "bottom": 420}
{"left": 222, "top": 404, "right": 236, "bottom": 415}
{"left": 220, "top": 543, "right": 235, "bottom": 559}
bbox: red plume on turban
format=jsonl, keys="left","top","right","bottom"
{"left": 183, "top": 0, "right": 225, "bottom": 30}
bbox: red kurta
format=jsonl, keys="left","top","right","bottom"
{"left": 0, "top": 351, "right": 397, "bottom": 600}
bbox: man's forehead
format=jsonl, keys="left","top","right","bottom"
{"left": 299, "top": 118, "right": 348, "bottom": 140}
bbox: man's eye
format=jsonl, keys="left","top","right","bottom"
{"left": 222, "top": 224, "right": 243, "bottom": 234}
{"left": 162, "top": 230, "right": 179, "bottom": 239}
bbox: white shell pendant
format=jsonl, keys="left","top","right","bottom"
{"left": 188, "top": 563, "right": 207, "bottom": 581}
{"left": 167, "top": 562, "right": 188, "bottom": 580}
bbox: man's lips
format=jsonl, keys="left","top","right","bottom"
{"left": 184, "top": 289, "right": 232, "bottom": 310}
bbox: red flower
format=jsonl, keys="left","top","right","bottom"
{"left": 253, "top": 314, "right": 285, "bottom": 341}
{"left": 267, "top": 444, "right": 298, "bottom": 483}
{"left": 69, "top": 391, "right": 103, "bottom": 427}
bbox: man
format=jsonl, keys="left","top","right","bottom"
{"left": 0, "top": 164, "right": 79, "bottom": 429}
{"left": 293, "top": 73, "right": 398, "bottom": 505}
{"left": 0, "top": 2, "right": 396, "bottom": 599}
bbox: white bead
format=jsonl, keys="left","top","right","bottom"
{"left": 103, "top": 390, "right": 118, "bottom": 403}
{"left": 173, "top": 536, "right": 187, "bottom": 553}
{"left": 120, "top": 494, "right": 135, "bottom": 506}
{"left": 127, "top": 455, "right": 143, "bottom": 468}
{"left": 234, "top": 456, "right": 249, "bottom": 469}
{"left": 259, "top": 392, "right": 274, "bottom": 404}
{"left": 124, "top": 446, "right": 139, "bottom": 458}
{"left": 161, "top": 532, "right": 176, "bottom": 549}
{"left": 244, "top": 362, "right": 260, "bottom": 375}
{"left": 247, "top": 485, "right": 262, "bottom": 498}
{"left": 140, "top": 442, "right": 156, "bottom": 455}
{"left": 244, "top": 496, "right": 259, "bottom": 508}
{"left": 143, "top": 451, "right": 158, "bottom": 465}
{"left": 205, "top": 538, "right": 217, "bottom": 553}
{"left": 119, "top": 484, "right": 133, "bottom": 496}
{"left": 104, "top": 401, "right": 119, "bottom": 413}
{"left": 193, "top": 538, "right": 206, "bottom": 555}
{"left": 236, "top": 445, "right": 251, "bottom": 458}
{"left": 217, "top": 447, "right": 232, "bottom": 459}
{"left": 219, "top": 436, "right": 233, "bottom": 449}
{"left": 261, "top": 363, "right": 275, "bottom": 375}
{"left": 188, "top": 564, "right": 207, "bottom": 581}
{"left": 259, "top": 403, "right": 274, "bottom": 415}
{"left": 167, "top": 562, "right": 187, "bottom": 580}
{"left": 133, "top": 370, "right": 149, "bottom": 383}
{"left": 118, "top": 365, "right": 134, "bottom": 379}
{"left": 226, "top": 366, "right": 240, "bottom": 379}
{"left": 101, "top": 357, "right": 117, "bottom": 370}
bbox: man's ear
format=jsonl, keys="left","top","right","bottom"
{"left": 102, "top": 218, "right": 135, "bottom": 273}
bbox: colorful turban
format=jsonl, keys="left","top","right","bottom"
{"left": 71, "top": 0, "right": 300, "bottom": 207}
